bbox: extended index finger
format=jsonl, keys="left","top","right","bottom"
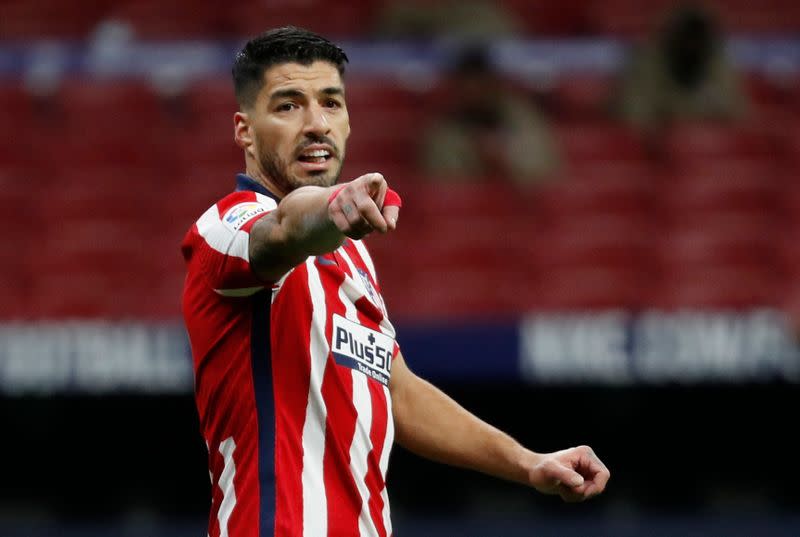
{"left": 354, "top": 190, "right": 388, "bottom": 233}
{"left": 382, "top": 205, "right": 399, "bottom": 231}
{"left": 365, "top": 172, "right": 388, "bottom": 207}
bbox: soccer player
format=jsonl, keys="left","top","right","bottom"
{"left": 182, "top": 26, "right": 610, "bottom": 537}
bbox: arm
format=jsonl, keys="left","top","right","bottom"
{"left": 389, "top": 352, "right": 610, "bottom": 502}
{"left": 248, "top": 173, "right": 400, "bottom": 282}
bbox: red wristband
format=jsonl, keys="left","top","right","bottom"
{"left": 327, "top": 185, "right": 346, "bottom": 204}
{"left": 384, "top": 188, "right": 402, "bottom": 208}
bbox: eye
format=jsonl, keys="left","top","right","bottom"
{"left": 325, "top": 99, "right": 342, "bottom": 109}
{"left": 277, "top": 102, "right": 297, "bottom": 112}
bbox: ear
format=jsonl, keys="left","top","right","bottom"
{"left": 234, "top": 111, "right": 253, "bottom": 153}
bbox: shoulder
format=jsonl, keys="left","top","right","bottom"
{"left": 182, "top": 190, "right": 278, "bottom": 259}
{"left": 200, "top": 191, "right": 278, "bottom": 228}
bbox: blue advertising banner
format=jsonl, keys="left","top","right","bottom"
{"left": 0, "top": 310, "right": 797, "bottom": 394}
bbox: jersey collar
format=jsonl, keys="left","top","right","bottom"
{"left": 235, "top": 174, "right": 281, "bottom": 203}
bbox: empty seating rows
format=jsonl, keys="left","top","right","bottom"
{"left": 1, "top": 74, "right": 799, "bottom": 172}
{"left": 2, "top": 161, "right": 796, "bottom": 320}
{"left": 3, "top": 0, "right": 800, "bottom": 39}
{"left": 369, "top": 169, "right": 796, "bottom": 320}
{"left": 1, "top": 74, "right": 798, "bottom": 320}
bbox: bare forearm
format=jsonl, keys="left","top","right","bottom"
{"left": 264, "top": 185, "right": 343, "bottom": 254}
{"left": 248, "top": 173, "right": 397, "bottom": 282}
{"left": 393, "top": 372, "right": 535, "bottom": 485}
{"left": 389, "top": 355, "right": 610, "bottom": 501}
{"left": 249, "top": 185, "right": 344, "bottom": 280}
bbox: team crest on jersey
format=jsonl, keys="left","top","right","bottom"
{"left": 331, "top": 314, "right": 393, "bottom": 386}
{"left": 222, "top": 202, "right": 267, "bottom": 231}
{"left": 356, "top": 268, "right": 385, "bottom": 314}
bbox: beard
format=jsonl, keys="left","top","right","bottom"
{"left": 258, "top": 139, "right": 345, "bottom": 194}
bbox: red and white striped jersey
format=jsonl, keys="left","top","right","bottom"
{"left": 182, "top": 174, "right": 398, "bottom": 537}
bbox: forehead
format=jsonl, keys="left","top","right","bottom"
{"left": 261, "top": 61, "right": 343, "bottom": 96}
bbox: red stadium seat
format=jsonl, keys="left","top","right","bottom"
{"left": 159, "top": 168, "right": 237, "bottom": 234}
{"left": 46, "top": 129, "right": 166, "bottom": 168}
{"left": 655, "top": 224, "right": 778, "bottom": 275}
{"left": 42, "top": 167, "right": 168, "bottom": 243}
{"left": 28, "top": 269, "right": 143, "bottom": 318}
{"left": 554, "top": 120, "right": 649, "bottom": 164}
{"left": 516, "top": 214, "right": 654, "bottom": 311}
{"left": 0, "top": 128, "right": 38, "bottom": 169}
{"left": 0, "top": 263, "right": 35, "bottom": 319}
{"left": 568, "top": 160, "right": 655, "bottom": 183}
{"left": 708, "top": 0, "right": 800, "bottom": 33}
{"left": 346, "top": 93, "right": 426, "bottom": 173}
{"left": 587, "top": 0, "right": 800, "bottom": 36}
{"left": 778, "top": 118, "right": 800, "bottom": 171}
{"left": 525, "top": 215, "right": 655, "bottom": 272}
{"left": 777, "top": 274, "right": 800, "bottom": 334}
{"left": 520, "top": 265, "right": 647, "bottom": 311}
{"left": 26, "top": 196, "right": 186, "bottom": 317}
{"left": 498, "top": 0, "right": 590, "bottom": 35}
{"left": 106, "top": 0, "right": 222, "bottom": 39}
{"left": 0, "top": 82, "right": 45, "bottom": 168}
{"left": 777, "top": 237, "right": 800, "bottom": 286}
{"left": 779, "top": 179, "right": 800, "bottom": 225}
{"left": 551, "top": 74, "right": 615, "bottom": 120}
{"left": 648, "top": 266, "right": 780, "bottom": 310}
{"left": 663, "top": 122, "right": 777, "bottom": 165}
{"left": 401, "top": 181, "right": 531, "bottom": 222}
{"left": 344, "top": 76, "right": 423, "bottom": 110}
{"left": 585, "top": 0, "right": 673, "bottom": 38}
{"left": 165, "top": 79, "right": 240, "bottom": 169}
{"left": 225, "top": 0, "right": 379, "bottom": 39}
{"left": 741, "top": 72, "right": 799, "bottom": 120}
{"left": 0, "top": 81, "right": 38, "bottom": 125}
{"left": 171, "top": 127, "right": 241, "bottom": 172}
{"left": 48, "top": 79, "right": 170, "bottom": 167}
{"left": 58, "top": 78, "right": 165, "bottom": 126}
{"left": 390, "top": 264, "right": 524, "bottom": 321}
{"left": 181, "top": 77, "right": 238, "bottom": 130}
{"left": 656, "top": 160, "right": 781, "bottom": 219}
{"left": 533, "top": 170, "right": 656, "bottom": 225}
{"left": 649, "top": 203, "right": 782, "bottom": 309}
{"left": 369, "top": 181, "right": 538, "bottom": 319}
{"left": 0, "top": 0, "right": 108, "bottom": 39}
{"left": 0, "top": 168, "right": 35, "bottom": 219}
{"left": 0, "top": 166, "right": 38, "bottom": 319}
{"left": 776, "top": 181, "right": 800, "bottom": 279}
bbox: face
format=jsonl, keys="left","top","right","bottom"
{"left": 236, "top": 61, "right": 350, "bottom": 196}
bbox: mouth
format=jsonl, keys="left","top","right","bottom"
{"left": 296, "top": 146, "right": 335, "bottom": 173}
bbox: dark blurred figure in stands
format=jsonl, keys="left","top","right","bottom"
{"left": 614, "top": 3, "right": 748, "bottom": 131}
{"left": 421, "top": 43, "right": 561, "bottom": 184}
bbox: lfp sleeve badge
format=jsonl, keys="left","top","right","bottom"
{"left": 331, "top": 314, "right": 394, "bottom": 386}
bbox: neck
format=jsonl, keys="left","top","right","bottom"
{"left": 245, "top": 162, "right": 288, "bottom": 199}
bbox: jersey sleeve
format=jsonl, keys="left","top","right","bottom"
{"left": 182, "top": 191, "right": 278, "bottom": 296}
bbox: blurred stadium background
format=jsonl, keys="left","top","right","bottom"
{"left": 1, "top": 0, "right": 799, "bottom": 536}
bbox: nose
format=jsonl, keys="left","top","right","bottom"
{"left": 303, "top": 102, "right": 330, "bottom": 136}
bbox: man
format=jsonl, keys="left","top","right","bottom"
{"left": 182, "top": 27, "right": 609, "bottom": 537}
{"left": 615, "top": 4, "right": 747, "bottom": 130}
{"left": 421, "top": 43, "right": 561, "bottom": 182}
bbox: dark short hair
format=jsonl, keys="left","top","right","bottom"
{"left": 232, "top": 26, "right": 349, "bottom": 109}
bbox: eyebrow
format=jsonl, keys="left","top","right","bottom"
{"left": 269, "top": 87, "right": 344, "bottom": 101}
